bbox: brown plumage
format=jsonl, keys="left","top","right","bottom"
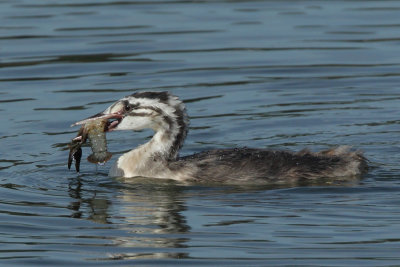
{"left": 173, "top": 146, "right": 367, "bottom": 184}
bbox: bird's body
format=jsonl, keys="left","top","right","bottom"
{"left": 73, "top": 91, "right": 367, "bottom": 184}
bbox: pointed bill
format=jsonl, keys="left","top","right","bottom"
{"left": 71, "top": 113, "right": 123, "bottom": 127}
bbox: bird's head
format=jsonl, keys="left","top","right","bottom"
{"left": 72, "top": 91, "right": 188, "bottom": 134}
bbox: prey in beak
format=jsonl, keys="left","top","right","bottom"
{"left": 68, "top": 108, "right": 125, "bottom": 172}
{"left": 68, "top": 97, "right": 151, "bottom": 172}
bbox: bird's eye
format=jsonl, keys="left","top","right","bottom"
{"left": 124, "top": 103, "right": 132, "bottom": 112}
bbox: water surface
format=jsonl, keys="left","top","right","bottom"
{"left": 1, "top": 0, "right": 400, "bottom": 265}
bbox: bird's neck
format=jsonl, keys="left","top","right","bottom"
{"left": 143, "top": 128, "right": 183, "bottom": 160}
{"left": 115, "top": 121, "right": 188, "bottom": 178}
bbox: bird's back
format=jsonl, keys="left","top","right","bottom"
{"left": 174, "top": 146, "right": 367, "bottom": 184}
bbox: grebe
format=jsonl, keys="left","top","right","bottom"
{"left": 73, "top": 91, "right": 367, "bottom": 184}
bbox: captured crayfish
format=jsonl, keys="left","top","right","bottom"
{"left": 68, "top": 119, "right": 112, "bottom": 172}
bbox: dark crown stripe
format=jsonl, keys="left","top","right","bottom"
{"left": 130, "top": 91, "right": 170, "bottom": 104}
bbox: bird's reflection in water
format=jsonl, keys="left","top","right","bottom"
{"left": 68, "top": 176, "right": 111, "bottom": 224}
{"left": 68, "top": 176, "right": 190, "bottom": 260}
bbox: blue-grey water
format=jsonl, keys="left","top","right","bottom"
{"left": 1, "top": 0, "right": 400, "bottom": 266}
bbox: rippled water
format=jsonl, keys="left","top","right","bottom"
{"left": 1, "top": 0, "right": 400, "bottom": 265}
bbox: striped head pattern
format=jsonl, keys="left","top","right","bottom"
{"left": 104, "top": 91, "right": 189, "bottom": 158}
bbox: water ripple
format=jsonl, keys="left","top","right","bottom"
{"left": 2, "top": 0, "right": 400, "bottom": 265}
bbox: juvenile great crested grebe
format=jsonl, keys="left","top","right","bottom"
{"left": 73, "top": 91, "right": 367, "bottom": 184}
